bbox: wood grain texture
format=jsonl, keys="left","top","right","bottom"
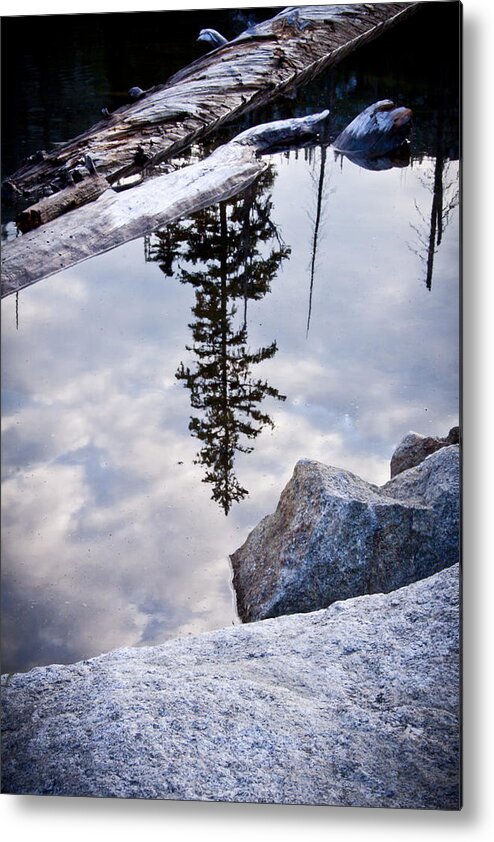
{"left": 3, "top": 4, "right": 418, "bottom": 206}
{"left": 1, "top": 112, "right": 329, "bottom": 297}
{"left": 16, "top": 175, "right": 109, "bottom": 233}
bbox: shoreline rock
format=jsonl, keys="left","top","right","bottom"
{"left": 390, "top": 426, "right": 460, "bottom": 478}
{"left": 1, "top": 564, "right": 460, "bottom": 808}
{"left": 231, "top": 444, "right": 459, "bottom": 623}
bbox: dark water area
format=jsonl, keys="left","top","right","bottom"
{"left": 1, "top": 4, "right": 459, "bottom": 183}
{"left": 1, "top": 7, "right": 282, "bottom": 181}
{"left": 1, "top": 4, "right": 460, "bottom": 674}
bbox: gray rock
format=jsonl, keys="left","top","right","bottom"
{"left": 333, "top": 99, "right": 413, "bottom": 162}
{"left": 390, "top": 426, "right": 460, "bottom": 478}
{"left": 231, "top": 445, "right": 459, "bottom": 623}
{"left": 1, "top": 565, "right": 460, "bottom": 809}
{"left": 383, "top": 442, "right": 460, "bottom": 570}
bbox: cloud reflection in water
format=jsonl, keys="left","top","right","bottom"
{"left": 1, "top": 151, "right": 459, "bottom": 674}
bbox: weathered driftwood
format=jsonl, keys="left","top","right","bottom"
{"left": 3, "top": 4, "right": 418, "bottom": 208}
{"left": 16, "top": 174, "right": 108, "bottom": 233}
{"left": 1, "top": 112, "right": 329, "bottom": 298}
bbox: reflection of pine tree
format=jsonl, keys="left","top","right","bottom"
{"left": 147, "top": 169, "right": 290, "bottom": 514}
{"left": 144, "top": 221, "right": 188, "bottom": 277}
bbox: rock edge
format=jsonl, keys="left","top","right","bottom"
{"left": 1, "top": 564, "right": 460, "bottom": 809}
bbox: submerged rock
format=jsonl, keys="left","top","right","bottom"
{"left": 390, "top": 426, "right": 460, "bottom": 477}
{"left": 0, "top": 565, "right": 460, "bottom": 809}
{"left": 231, "top": 445, "right": 459, "bottom": 623}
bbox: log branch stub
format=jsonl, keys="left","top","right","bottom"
{"left": 16, "top": 175, "right": 109, "bottom": 233}
{"left": 1, "top": 111, "right": 329, "bottom": 298}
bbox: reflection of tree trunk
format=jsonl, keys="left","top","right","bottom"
{"left": 436, "top": 157, "right": 444, "bottom": 247}
{"left": 425, "top": 152, "right": 444, "bottom": 290}
{"left": 425, "top": 102, "right": 444, "bottom": 291}
{"left": 307, "top": 144, "right": 327, "bottom": 336}
{"left": 237, "top": 185, "right": 256, "bottom": 328}
{"left": 410, "top": 83, "right": 458, "bottom": 291}
{"left": 171, "top": 171, "right": 289, "bottom": 514}
{"left": 219, "top": 201, "right": 230, "bottom": 511}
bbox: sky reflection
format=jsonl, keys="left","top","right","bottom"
{"left": 1, "top": 147, "right": 459, "bottom": 674}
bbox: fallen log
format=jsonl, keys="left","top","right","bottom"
{"left": 3, "top": 3, "right": 418, "bottom": 209}
{"left": 16, "top": 173, "right": 108, "bottom": 234}
{"left": 1, "top": 111, "right": 329, "bottom": 298}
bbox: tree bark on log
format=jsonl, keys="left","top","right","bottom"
{"left": 3, "top": 4, "right": 418, "bottom": 208}
{"left": 16, "top": 175, "right": 109, "bottom": 233}
{"left": 1, "top": 112, "right": 329, "bottom": 298}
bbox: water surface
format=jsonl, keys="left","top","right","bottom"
{"left": 1, "top": 5, "right": 460, "bottom": 673}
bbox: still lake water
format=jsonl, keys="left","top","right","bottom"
{"left": 1, "top": 6, "right": 460, "bottom": 674}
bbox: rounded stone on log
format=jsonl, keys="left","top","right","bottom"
{"left": 128, "top": 86, "right": 145, "bottom": 100}
{"left": 334, "top": 99, "right": 412, "bottom": 160}
{"left": 196, "top": 28, "right": 228, "bottom": 49}
{"left": 2, "top": 4, "right": 420, "bottom": 209}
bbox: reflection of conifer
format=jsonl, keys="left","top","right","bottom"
{"left": 144, "top": 221, "right": 190, "bottom": 277}
{"left": 147, "top": 169, "right": 290, "bottom": 514}
{"left": 176, "top": 326, "right": 283, "bottom": 514}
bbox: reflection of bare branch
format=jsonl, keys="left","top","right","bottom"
{"left": 409, "top": 157, "right": 459, "bottom": 290}
{"left": 441, "top": 166, "right": 460, "bottom": 233}
{"left": 409, "top": 89, "right": 459, "bottom": 291}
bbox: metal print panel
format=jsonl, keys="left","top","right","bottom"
{"left": 1, "top": 1, "right": 461, "bottom": 808}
